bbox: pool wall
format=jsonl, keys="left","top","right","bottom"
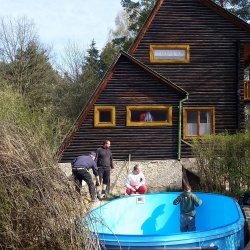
{"left": 89, "top": 192, "right": 245, "bottom": 249}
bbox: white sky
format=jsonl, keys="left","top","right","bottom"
{"left": 0, "top": 0, "right": 123, "bottom": 57}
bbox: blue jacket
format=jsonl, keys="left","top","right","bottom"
{"left": 71, "top": 155, "right": 98, "bottom": 177}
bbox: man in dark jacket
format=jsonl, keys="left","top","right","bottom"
{"left": 96, "top": 140, "right": 114, "bottom": 198}
{"left": 72, "top": 151, "right": 100, "bottom": 202}
{"left": 173, "top": 184, "right": 202, "bottom": 232}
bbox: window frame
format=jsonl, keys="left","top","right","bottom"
{"left": 126, "top": 105, "right": 172, "bottom": 126}
{"left": 183, "top": 107, "right": 215, "bottom": 139}
{"left": 94, "top": 106, "right": 116, "bottom": 127}
{"left": 150, "top": 44, "right": 190, "bottom": 63}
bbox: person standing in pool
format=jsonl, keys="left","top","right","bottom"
{"left": 173, "top": 184, "right": 202, "bottom": 232}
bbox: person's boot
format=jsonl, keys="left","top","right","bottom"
{"left": 101, "top": 189, "right": 107, "bottom": 198}
{"left": 97, "top": 191, "right": 102, "bottom": 200}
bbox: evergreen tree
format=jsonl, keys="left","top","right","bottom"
{"left": 0, "top": 16, "right": 61, "bottom": 110}
{"left": 111, "top": 0, "right": 157, "bottom": 51}
{"left": 111, "top": 0, "right": 249, "bottom": 52}
{"left": 212, "top": 0, "right": 250, "bottom": 22}
{"left": 55, "top": 40, "right": 102, "bottom": 120}
{"left": 81, "top": 40, "right": 102, "bottom": 85}
{"left": 121, "top": 0, "right": 157, "bottom": 34}
{"left": 100, "top": 42, "right": 119, "bottom": 75}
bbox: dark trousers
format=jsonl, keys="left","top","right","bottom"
{"left": 98, "top": 167, "right": 111, "bottom": 194}
{"left": 98, "top": 168, "right": 110, "bottom": 185}
{"left": 72, "top": 169, "right": 96, "bottom": 200}
{"left": 180, "top": 214, "right": 196, "bottom": 232}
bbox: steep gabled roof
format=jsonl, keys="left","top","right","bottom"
{"left": 198, "top": 0, "right": 250, "bottom": 32}
{"left": 119, "top": 50, "right": 188, "bottom": 94}
{"left": 129, "top": 0, "right": 250, "bottom": 55}
{"left": 75, "top": 50, "right": 187, "bottom": 128}
{"left": 57, "top": 50, "right": 188, "bottom": 157}
{"left": 129, "top": 0, "right": 164, "bottom": 55}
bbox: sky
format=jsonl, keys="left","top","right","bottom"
{"left": 0, "top": 0, "right": 123, "bottom": 59}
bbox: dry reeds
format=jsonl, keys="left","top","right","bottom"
{"left": 0, "top": 122, "right": 100, "bottom": 250}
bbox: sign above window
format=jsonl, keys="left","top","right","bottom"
{"left": 154, "top": 49, "right": 186, "bottom": 59}
{"left": 150, "top": 45, "right": 190, "bottom": 63}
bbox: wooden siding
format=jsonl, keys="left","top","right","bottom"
{"left": 59, "top": 0, "right": 250, "bottom": 162}
{"left": 60, "top": 56, "right": 185, "bottom": 162}
{"left": 130, "top": 0, "right": 250, "bottom": 157}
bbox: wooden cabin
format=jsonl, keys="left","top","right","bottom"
{"left": 58, "top": 0, "right": 250, "bottom": 163}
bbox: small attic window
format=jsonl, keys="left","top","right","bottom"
{"left": 150, "top": 45, "right": 190, "bottom": 63}
{"left": 126, "top": 106, "right": 172, "bottom": 126}
{"left": 94, "top": 106, "right": 116, "bottom": 127}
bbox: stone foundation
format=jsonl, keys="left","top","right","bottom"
{"left": 58, "top": 159, "right": 183, "bottom": 195}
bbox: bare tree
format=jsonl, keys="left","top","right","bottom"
{"left": 109, "top": 10, "right": 135, "bottom": 51}
{"left": 0, "top": 16, "right": 38, "bottom": 62}
{"left": 58, "top": 40, "right": 86, "bottom": 83}
{"left": 0, "top": 16, "right": 54, "bottom": 96}
{"left": 109, "top": 10, "right": 131, "bottom": 43}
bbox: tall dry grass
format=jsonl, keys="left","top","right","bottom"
{"left": 0, "top": 122, "right": 100, "bottom": 249}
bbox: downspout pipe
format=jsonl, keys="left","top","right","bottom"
{"left": 178, "top": 94, "right": 189, "bottom": 160}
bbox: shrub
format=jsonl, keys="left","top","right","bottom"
{"left": 192, "top": 132, "right": 250, "bottom": 195}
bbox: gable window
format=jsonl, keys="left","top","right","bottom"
{"left": 150, "top": 45, "right": 190, "bottom": 63}
{"left": 183, "top": 107, "right": 215, "bottom": 139}
{"left": 94, "top": 106, "right": 116, "bottom": 127}
{"left": 126, "top": 106, "right": 172, "bottom": 126}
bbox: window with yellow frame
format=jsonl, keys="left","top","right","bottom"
{"left": 183, "top": 107, "right": 215, "bottom": 139}
{"left": 126, "top": 106, "right": 172, "bottom": 126}
{"left": 94, "top": 106, "right": 116, "bottom": 127}
{"left": 150, "top": 45, "right": 190, "bottom": 63}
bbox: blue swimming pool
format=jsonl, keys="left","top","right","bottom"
{"left": 88, "top": 192, "right": 245, "bottom": 249}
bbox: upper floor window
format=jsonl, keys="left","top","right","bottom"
{"left": 183, "top": 107, "right": 215, "bottom": 139}
{"left": 126, "top": 106, "right": 172, "bottom": 126}
{"left": 150, "top": 45, "right": 190, "bottom": 63}
{"left": 94, "top": 106, "right": 116, "bottom": 127}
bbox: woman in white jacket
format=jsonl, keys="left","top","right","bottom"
{"left": 125, "top": 164, "right": 147, "bottom": 195}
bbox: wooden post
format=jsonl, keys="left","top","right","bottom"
{"left": 126, "top": 154, "right": 131, "bottom": 174}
